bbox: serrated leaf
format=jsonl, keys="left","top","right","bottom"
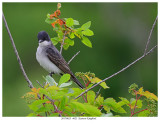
{"left": 138, "top": 109, "right": 150, "bottom": 117}
{"left": 59, "top": 81, "right": 72, "bottom": 88}
{"left": 82, "top": 29, "right": 94, "bottom": 36}
{"left": 103, "top": 98, "right": 126, "bottom": 113}
{"left": 51, "top": 37, "right": 59, "bottom": 45}
{"left": 137, "top": 87, "right": 158, "bottom": 101}
{"left": 59, "top": 74, "right": 71, "bottom": 86}
{"left": 45, "top": 75, "right": 58, "bottom": 86}
{"left": 118, "top": 97, "right": 130, "bottom": 106}
{"left": 81, "top": 21, "right": 91, "bottom": 30}
{"left": 87, "top": 91, "right": 95, "bottom": 105}
{"left": 66, "top": 18, "right": 74, "bottom": 27}
{"left": 81, "top": 36, "right": 92, "bottom": 48}
{"left": 73, "top": 20, "right": 79, "bottom": 25}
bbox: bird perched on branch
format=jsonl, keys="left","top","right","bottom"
{"left": 36, "top": 31, "right": 84, "bottom": 89}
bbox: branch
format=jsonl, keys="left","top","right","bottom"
{"left": 60, "top": 30, "right": 67, "bottom": 54}
{"left": 75, "top": 16, "right": 158, "bottom": 99}
{"left": 2, "top": 12, "right": 34, "bottom": 89}
{"left": 144, "top": 16, "right": 158, "bottom": 55}
{"left": 68, "top": 51, "right": 80, "bottom": 64}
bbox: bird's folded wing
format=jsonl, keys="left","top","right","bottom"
{"left": 46, "top": 47, "right": 72, "bottom": 74}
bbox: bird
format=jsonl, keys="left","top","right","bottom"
{"left": 36, "top": 31, "right": 84, "bottom": 89}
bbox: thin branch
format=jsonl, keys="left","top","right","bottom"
{"left": 36, "top": 80, "right": 44, "bottom": 88}
{"left": 95, "top": 87, "right": 102, "bottom": 99}
{"left": 75, "top": 45, "right": 157, "bottom": 99}
{"left": 60, "top": 30, "right": 67, "bottom": 54}
{"left": 68, "top": 51, "right": 80, "bottom": 64}
{"left": 75, "top": 15, "right": 158, "bottom": 99}
{"left": 144, "top": 16, "right": 158, "bottom": 55}
{"left": 2, "top": 12, "right": 34, "bottom": 89}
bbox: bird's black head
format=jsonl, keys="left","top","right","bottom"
{"left": 37, "top": 31, "right": 50, "bottom": 43}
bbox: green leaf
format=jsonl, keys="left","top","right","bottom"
{"left": 66, "top": 18, "right": 74, "bottom": 27}
{"left": 103, "top": 98, "right": 126, "bottom": 113}
{"left": 45, "top": 75, "right": 58, "bottom": 86}
{"left": 45, "top": 18, "right": 56, "bottom": 24}
{"left": 59, "top": 96, "right": 69, "bottom": 110}
{"left": 28, "top": 99, "right": 48, "bottom": 112}
{"left": 101, "top": 113, "right": 113, "bottom": 117}
{"left": 138, "top": 109, "right": 150, "bottom": 117}
{"left": 95, "top": 95, "right": 104, "bottom": 107}
{"left": 64, "top": 38, "right": 74, "bottom": 46}
{"left": 39, "top": 88, "right": 50, "bottom": 97}
{"left": 81, "top": 21, "right": 91, "bottom": 30}
{"left": 48, "top": 113, "right": 59, "bottom": 117}
{"left": 63, "top": 44, "right": 69, "bottom": 50}
{"left": 59, "top": 74, "right": 71, "bottom": 86}
{"left": 59, "top": 81, "right": 72, "bottom": 88}
{"left": 67, "top": 88, "right": 82, "bottom": 97}
{"left": 69, "top": 102, "right": 101, "bottom": 116}
{"left": 51, "top": 37, "right": 59, "bottom": 45}
{"left": 73, "top": 20, "right": 80, "bottom": 25}
{"left": 82, "top": 29, "right": 94, "bottom": 36}
{"left": 118, "top": 97, "right": 130, "bottom": 106}
{"left": 81, "top": 36, "right": 92, "bottom": 48}
{"left": 87, "top": 91, "right": 95, "bottom": 105}
{"left": 27, "top": 113, "right": 37, "bottom": 117}
{"left": 69, "top": 32, "right": 75, "bottom": 39}
{"left": 130, "top": 99, "right": 142, "bottom": 109}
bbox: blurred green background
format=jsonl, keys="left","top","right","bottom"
{"left": 2, "top": 3, "right": 157, "bottom": 116}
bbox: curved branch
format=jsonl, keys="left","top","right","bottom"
{"left": 2, "top": 12, "right": 34, "bottom": 88}
{"left": 75, "top": 16, "right": 158, "bottom": 99}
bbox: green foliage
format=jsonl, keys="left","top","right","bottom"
{"left": 45, "top": 4, "right": 94, "bottom": 50}
{"left": 22, "top": 3, "right": 157, "bottom": 117}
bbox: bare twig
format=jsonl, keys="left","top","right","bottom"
{"left": 2, "top": 12, "right": 34, "bottom": 89}
{"left": 95, "top": 87, "right": 102, "bottom": 99}
{"left": 60, "top": 30, "right": 67, "bottom": 54}
{"left": 68, "top": 51, "right": 80, "bottom": 64}
{"left": 36, "top": 80, "right": 44, "bottom": 88}
{"left": 144, "top": 16, "right": 158, "bottom": 55}
{"left": 75, "top": 16, "right": 158, "bottom": 99}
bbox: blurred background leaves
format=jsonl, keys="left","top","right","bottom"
{"left": 2, "top": 2, "right": 157, "bottom": 116}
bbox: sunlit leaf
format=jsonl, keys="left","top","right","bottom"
{"left": 66, "top": 18, "right": 74, "bottom": 27}
{"left": 81, "top": 36, "right": 92, "bottom": 48}
{"left": 82, "top": 29, "right": 94, "bottom": 36}
{"left": 51, "top": 37, "right": 59, "bottom": 45}
{"left": 59, "top": 74, "right": 71, "bottom": 86}
{"left": 81, "top": 21, "right": 91, "bottom": 30}
{"left": 138, "top": 109, "right": 150, "bottom": 117}
{"left": 103, "top": 98, "right": 126, "bottom": 113}
{"left": 87, "top": 91, "right": 96, "bottom": 105}
{"left": 59, "top": 81, "right": 72, "bottom": 88}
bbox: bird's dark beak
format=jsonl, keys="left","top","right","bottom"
{"left": 39, "top": 40, "right": 43, "bottom": 43}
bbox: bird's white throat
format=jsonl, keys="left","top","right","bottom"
{"left": 39, "top": 40, "right": 52, "bottom": 47}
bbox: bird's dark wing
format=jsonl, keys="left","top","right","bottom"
{"left": 46, "top": 47, "right": 72, "bottom": 74}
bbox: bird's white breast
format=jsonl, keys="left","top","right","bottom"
{"left": 36, "top": 46, "right": 62, "bottom": 74}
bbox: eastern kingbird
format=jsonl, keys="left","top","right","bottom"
{"left": 36, "top": 31, "right": 84, "bottom": 89}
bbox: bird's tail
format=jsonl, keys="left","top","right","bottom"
{"left": 70, "top": 74, "right": 84, "bottom": 89}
